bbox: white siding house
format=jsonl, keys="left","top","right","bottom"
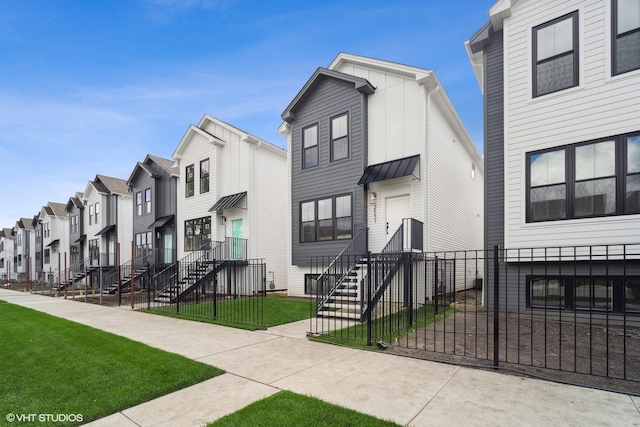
{"left": 0, "top": 228, "right": 15, "bottom": 281}
{"left": 280, "top": 53, "right": 484, "bottom": 297}
{"left": 466, "top": 0, "right": 640, "bottom": 313}
{"left": 172, "top": 114, "right": 288, "bottom": 290}
{"left": 38, "top": 202, "right": 68, "bottom": 284}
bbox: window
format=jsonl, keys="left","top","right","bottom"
{"left": 200, "top": 159, "right": 210, "bottom": 193}
{"left": 70, "top": 245, "right": 79, "bottom": 263}
{"left": 528, "top": 276, "right": 636, "bottom": 313}
{"left": 135, "top": 231, "right": 153, "bottom": 257}
{"left": 626, "top": 135, "right": 640, "bottom": 212}
{"left": 89, "top": 204, "right": 95, "bottom": 224}
{"left": 299, "top": 194, "right": 352, "bottom": 242}
{"left": 71, "top": 215, "right": 78, "bottom": 233}
{"left": 528, "top": 149, "right": 566, "bottom": 221}
{"left": 44, "top": 222, "right": 50, "bottom": 238}
{"left": 533, "top": 11, "right": 578, "bottom": 97}
{"left": 186, "top": 164, "right": 195, "bottom": 197}
{"left": 44, "top": 249, "right": 50, "bottom": 264}
{"left": 136, "top": 191, "right": 143, "bottom": 216}
{"left": 95, "top": 203, "right": 100, "bottom": 223}
{"left": 527, "top": 131, "right": 640, "bottom": 222}
{"left": 145, "top": 188, "right": 152, "bottom": 214}
{"left": 89, "top": 239, "right": 100, "bottom": 260}
{"left": 303, "top": 124, "right": 318, "bottom": 169}
{"left": 184, "top": 216, "right": 211, "bottom": 251}
{"left": 331, "top": 113, "right": 348, "bottom": 161}
{"left": 574, "top": 140, "right": 616, "bottom": 217}
{"left": 613, "top": 0, "right": 640, "bottom": 75}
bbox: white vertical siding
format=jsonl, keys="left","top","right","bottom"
{"left": 176, "top": 132, "right": 218, "bottom": 260}
{"left": 253, "top": 144, "right": 288, "bottom": 290}
{"left": 117, "top": 195, "right": 133, "bottom": 263}
{"left": 426, "top": 98, "right": 484, "bottom": 253}
{"left": 504, "top": 0, "right": 640, "bottom": 248}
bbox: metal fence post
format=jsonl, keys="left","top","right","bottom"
{"left": 366, "top": 251, "right": 372, "bottom": 346}
{"left": 493, "top": 245, "right": 500, "bottom": 367}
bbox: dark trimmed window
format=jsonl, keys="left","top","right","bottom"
{"left": 330, "top": 113, "right": 349, "bottom": 162}
{"left": 94, "top": 203, "right": 100, "bottom": 223}
{"left": 145, "top": 188, "right": 152, "bottom": 214}
{"left": 44, "top": 248, "right": 50, "bottom": 264}
{"left": 186, "top": 164, "right": 195, "bottom": 197}
{"left": 300, "top": 194, "right": 352, "bottom": 242}
{"left": 527, "top": 131, "right": 640, "bottom": 222}
{"left": 528, "top": 276, "right": 639, "bottom": 313}
{"left": 613, "top": 0, "right": 640, "bottom": 75}
{"left": 200, "top": 159, "right": 210, "bottom": 193}
{"left": 135, "top": 231, "right": 153, "bottom": 257}
{"left": 184, "top": 216, "right": 211, "bottom": 251}
{"left": 626, "top": 134, "right": 640, "bottom": 212}
{"left": 89, "top": 204, "right": 95, "bottom": 224}
{"left": 533, "top": 11, "right": 578, "bottom": 97}
{"left": 136, "top": 191, "right": 143, "bottom": 216}
{"left": 303, "top": 124, "right": 319, "bottom": 169}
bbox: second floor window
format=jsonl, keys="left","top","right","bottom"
{"left": 613, "top": 0, "right": 640, "bottom": 75}
{"left": 186, "top": 165, "right": 195, "bottom": 197}
{"left": 533, "top": 11, "right": 578, "bottom": 97}
{"left": 89, "top": 204, "right": 95, "bottom": 224}
{"left": 200, "top": 159, "right": 210, "bottom": 193}
{"left": 71, "top": 215, "right": 78, "bottom": 233}
{"left": 303, "top": 124, "right": 319, "bottom": 169}
{"left": 95, "top": 202, "right": 100, "bottom": 223}
{"left": 136, "top": 191, "right": 143, "bottom": 216}
{"left": 145, "top": 188, "right": 152, "bottom": 214}
{"left": 331, "top": 113, "right": 349, "bottom": 161}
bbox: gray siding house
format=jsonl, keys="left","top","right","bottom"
{"left": 466, "top": 0, "right": 640, "bottom": 314}
{"left": 127, "top": 154, "right": 179, "bottom": 267}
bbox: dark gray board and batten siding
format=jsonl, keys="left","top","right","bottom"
{"left": 289, "top": 76, "right": 369, "bottom": 266}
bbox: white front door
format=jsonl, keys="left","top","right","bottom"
{"left": 385, "top": 194, "right": 410, "bottom": 242}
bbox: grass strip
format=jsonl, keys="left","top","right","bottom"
{"left": 0, "top": 302, "right": 224, "bottom": 426}
{"left": 147, "top": 294, "right": 311, "bottom": 330}
{"left": 208, "top": 390, "right": 400, "bottom": 427}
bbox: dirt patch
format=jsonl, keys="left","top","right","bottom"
{"left": 386, "top": 291, "right": 640, "bottom": 395}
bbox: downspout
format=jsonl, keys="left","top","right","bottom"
{"left": 424, "top": 83, "right": 440, "bottom": 253}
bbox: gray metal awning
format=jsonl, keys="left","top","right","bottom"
{"left": 208, "top": 192, "right": 247, "bottom": 212}
{"left": 74, "top": 235, "right": 86, "bottom": 243}
{"left": 148, "top": 215, "right": 174, "bottom": 229}
{"left": 46, "top": 239, "right": 60, "bottom": 247}
{"left": 358, "top": 155, "right": 420, "bottom": 185}
{"left": 96, "top": 225, "right": 115, "bottom": 236}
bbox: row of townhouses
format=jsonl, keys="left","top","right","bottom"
{"left": 0, "top": 52, "right": 484, "bottom": 300}
{"left": 4, "top": 0, "right": 636, "bottom": 315}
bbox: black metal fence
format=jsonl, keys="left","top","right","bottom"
{"left": 310, "top": 244, "right": 640, "bottom": 394}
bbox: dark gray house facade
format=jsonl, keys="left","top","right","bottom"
{"left": 281, "top": 67, "right": 374, "bottom": 266}
{"left": 127, "top": 154, "right": 178, "bottom": 266}
{"left": 65, "top": 192, "right": 85, "bottom": 268}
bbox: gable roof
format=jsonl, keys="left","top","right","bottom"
{"left": 49, "top": 202, "right": 67, "bottom": 218}
{"left": 127, "top": 154, "right": 179, "bottom": 187}
{"left": 65, "top": 193, "right": 84, "bottom": 212}
{"left": 96, "top": 174, "right": 129, "bottom": 196}
{"left": 1, "top": 228, "right": 14, "bottom": 239}
{"left": 281, "top": 67, "right": 375, "bottom": 123}
{"left": 173, "top": 114, "right": 285, "bottom": 160}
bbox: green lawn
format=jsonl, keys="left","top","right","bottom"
{"left": 0, "top": 301, "right": 224, "bottom": 427}
{"left": 147, "top": 294, "right": 311, "bottom": 330}
{"left": 208, "top": 390, "right": 400, "bottom": 427}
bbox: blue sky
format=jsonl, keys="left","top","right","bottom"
{"left": 0, "top": 0, "right": 490, "bottom": 228}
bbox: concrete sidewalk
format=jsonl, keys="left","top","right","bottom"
{"left": 1, "top": 289, "right": 639, "bottom": 427}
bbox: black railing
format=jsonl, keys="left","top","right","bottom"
{"left": 314, "top": 228, "right": 368, "bottom": 317}
{"left": 310, "top": 244, "right": 640, "bottom": 395}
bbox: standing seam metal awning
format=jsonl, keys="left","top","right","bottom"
{"left": 46, "top": 239, "right": 60, "bottom": 248}
{"left": 96, "top": 225, "right": 116, "bottom": 236}
{"left": 148, "top": 215, "right": 174, "bottom": 229}
{"left": 208, "top": 191, "right": 247, "bottom": 212}
{"left": 357, "top": 154, "right": 420, "bottom": 185}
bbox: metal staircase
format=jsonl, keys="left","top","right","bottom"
{"left": 316, "top": 218, "right": 424, "bottom": 321}
{"left": 153, "top": 238, "right": 247, "bottom": 304}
